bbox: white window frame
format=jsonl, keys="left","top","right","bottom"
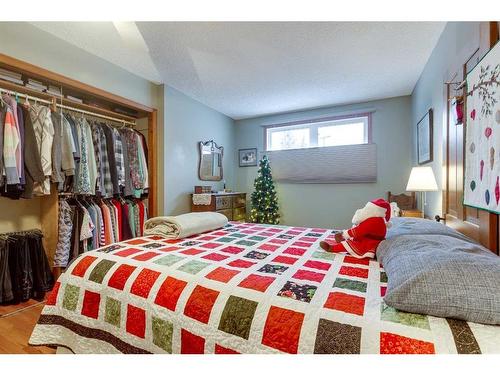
{"left": 264, "top": 113, "right": 372, "bottom": 151}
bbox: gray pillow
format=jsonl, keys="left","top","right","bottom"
{"left": 377, "top": 226, "right": 500, "bottom": 325}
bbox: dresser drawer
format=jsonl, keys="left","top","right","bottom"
{"left": 233, "top": 194, "right": 246, "bottom": 208}
{"left": 233, "top": 207, "right": 246, "bottom": 221}
{"left": 215, "top": 196, "right": 232, "bottom": 210}
{"left": 217, "top": 208, "right": 233, "bottom": 220}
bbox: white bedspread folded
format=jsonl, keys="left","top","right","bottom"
{"left": 143, "top": 212, "right": 228, "bottom": 239}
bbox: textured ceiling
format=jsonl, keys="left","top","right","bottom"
{"left": 30, "top": 22, "right": 162, "bottom": 83}
{"left": 31, "top": 22, "right": 445, "bottom": 119}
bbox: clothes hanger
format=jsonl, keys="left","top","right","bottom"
{"left": 23, "top": 95, "right": 31, "bottom": 109}
{"left": 0, "top": 94, "right": 7, "bottom": 108}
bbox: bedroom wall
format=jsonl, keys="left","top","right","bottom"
{"left": 234, "top": 96, "right": 413, "bottom": 229}
{"left": 163, "top": 86, "right": 235, "bottom": 216}
{"left": 0, "top": 22, "right": 236, "bottom": 220}
{"left": 0, "top": 22, "right": 157, "bottom": 107}
{"left": 411, "top": 22, "right": 481, "bottom": 218}
{"left": 0, "top": 22, "right": 164, "bottom": 231}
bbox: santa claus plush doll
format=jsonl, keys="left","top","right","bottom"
{"left": 320, "top": 198, "right": 391, "bottom": 259}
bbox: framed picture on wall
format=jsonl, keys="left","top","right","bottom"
{"left": 239, "top": 148, "right": 258, "bottom": 167}
{"left": 417, "top": 109, "right": 433, "bottom": 165}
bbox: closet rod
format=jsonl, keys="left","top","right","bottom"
{"left": 0, "top": 87, "right": 52, "bottom": 105}
{"left": 0, "top": 86, "right": 136, "bottom": 127}
{"left": 57, "top": 103, "right": 136, "bottom": 127}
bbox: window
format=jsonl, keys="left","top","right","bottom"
{"left": 265, "top": 114, "right": 371, "bottom": 151}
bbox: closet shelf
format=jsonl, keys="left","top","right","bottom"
{"left": 0, "top": 52, "right": 159, "bottom": 276}
{"left": 0, "top": 79, "right": 137, "bottom": 124}
{"left": 0, "top": 53, "right": 153, "bottom": 116}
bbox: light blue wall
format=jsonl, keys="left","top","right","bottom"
{"left": 0, "top": 22, "right": 237, "bottom": 218}
{"left": 411, "top": 22, "right": 480, "bottom": 218}
{"left": 234, "top": 96, "right": 413, "bottom": 229}
{"left": 0, "top": 22, "right": 164, "bottom": 226}
{"left": 0, "top": 22, "right": 157, "bottom": 108}
{"left": 163, "top": 86, "right": 235, "bottom": 215}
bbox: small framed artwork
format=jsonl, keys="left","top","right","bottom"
{"left": 417, "top": 109, "right": 433, "bottom": 165}
{"left": 239, "top": 148, "right": 258, "bottom": 167}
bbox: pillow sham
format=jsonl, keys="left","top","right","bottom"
{"left": 377, "top": 225, "right": 500, "bottom": 325}
{"left": 389, "top": 202, "right": 400, "bottom": 218}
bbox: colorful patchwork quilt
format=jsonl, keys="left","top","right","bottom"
{"left": 29, "top": 222, "right": 500, "bottom": 354}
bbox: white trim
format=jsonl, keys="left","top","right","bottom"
{"left": 264, "top": 112, "right": 372, "bottom": 151}
{"left": 260, "top": 108, "right": 376, "bottom": 127}
{"left": 352, "top": 201, "right": 386, "bottom": 224}
{"left": 342, "top": 229, "right": 352, "bottom": 240}
{"left": 342, "top": 241, "right": 375, "bottom": 259}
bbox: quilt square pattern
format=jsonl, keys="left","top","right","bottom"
{"left": 205, "top": 267, "right": 240, "bottom": 283}
{"left": 238, "top": 274, "right": 275, "bottom": 292}
{"left": 324, "top": 292, "right": 365, "bottom": 316}
{"left": 30, "top": 221, "right": 500, "bottom": 354}
{"left": 278, "top": 281, "right": 317, "bottom": 303}
{"left": 262, "top": 306, "right": 304, "bottom": 354}
{"left": 184, "top": 285, "right": 219, "bottom": 324}
{"left": 258, "top": 264, "right": 288, "bottom": 275}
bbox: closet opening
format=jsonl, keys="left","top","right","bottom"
{"left": 0, "top": 53, "right": 158, "bottom": 302}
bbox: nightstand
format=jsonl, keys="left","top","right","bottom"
{"left": 191, "top": 192, "right": 247, "bottom": 221}
{"left": 400, "top": 209, "right": 424, "bottom": 218}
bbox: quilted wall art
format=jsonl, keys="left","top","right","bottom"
{"left": 464, "top": 41, "right": 500, "bottom": 213}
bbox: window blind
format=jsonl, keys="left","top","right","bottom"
{"left": 263, "top": 143, "right": 377, "bottom": 183}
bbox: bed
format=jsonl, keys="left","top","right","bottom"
{"left": 29, "top": 220, "right": 500, "bottom": 354}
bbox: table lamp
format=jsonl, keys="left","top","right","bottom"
{"left": 406, "top": 166, "right": 438, "bottom": 214}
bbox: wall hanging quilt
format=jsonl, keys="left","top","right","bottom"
{"left": 464, "top": 41, "right": 500, "bottom": 213}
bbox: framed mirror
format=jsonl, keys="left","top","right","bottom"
{"left": 198, "top": 140, "right": 224, "bottom": 181}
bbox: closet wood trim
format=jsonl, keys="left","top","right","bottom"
{"left": 0, "top": 79, "right": 137, "bottom": 123}
{"left": 0, "top": 53, "right": 160, "bottom": 274}
{"left": 41, "top": 185, "right": 59, "bottom": 268}
{"left": 148, "top": 109, "right": 158, "bottom": 217}
{"left": 0, "top": 53, "right": 154, "bottom": 115}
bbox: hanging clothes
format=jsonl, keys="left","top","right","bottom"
{"left": 0, "top": 103, "right": 6, "bottom": 180}
{"left": 22, "top": 105, "right": 45, "bottom": 199}
{"left": 50, "top": 111, "right": 64, "bottom": 188}
{"left": 53, "top": 199, "right": 75, "bottom": 268}
{"left": 29, "top": 103, "right": 54, "bottom": 196}
{"left": 60, "top": 114, "right": 76, "bottom": 179}
{"left": 1, "top": 99, "right": 149, "bottom": 200}
{"left": 0, "top": 230, "right": 53, "bottom": 303}
{"left": 101, "top": 124, "right": 119, "bottom": 195}
{"left": 2, "top": 96, "right": 21, "bottom": 185}
{"left": 53, "top": 196, "right": 148, "bottom": 267}
{"left": 113, "top": 128, "right": 126, "bottom": 191}
{"left": 2, "top": 95, "right": 22, "bottom": 181}
{"left": 1, "top": 95, "right": 150, "bottom": 272}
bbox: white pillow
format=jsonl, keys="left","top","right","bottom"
{"left": 390, "top": 202, "right": 401, "bottom": 217}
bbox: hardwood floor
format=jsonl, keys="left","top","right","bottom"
{"left": 0, "top": 300, "right": 56, "bottom": 354}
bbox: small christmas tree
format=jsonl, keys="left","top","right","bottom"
{"left": 250, "top": 155, "right": 280, "bottom": 224}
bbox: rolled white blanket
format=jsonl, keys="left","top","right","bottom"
{"left": 143, "top": 212, "right": 228, "bottom": 239}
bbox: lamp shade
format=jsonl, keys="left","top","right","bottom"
{"left": 406, "top": 166, "right": 438, "bottom": 191}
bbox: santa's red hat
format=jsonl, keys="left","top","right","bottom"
{"left": 369, "top": 198, "right": 391, "bottom": 222}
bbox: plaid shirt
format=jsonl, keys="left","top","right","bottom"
{"left": 122, "top": 128, "right": 143, "bottom": 190}
{"left": 113, "top": 128, "right": 125, "bottom": 189}
{"left": 98, "top": 124, "right": 113, "bottom": 198}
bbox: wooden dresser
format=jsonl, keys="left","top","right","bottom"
{"left": 191, "top": 192, "right": 247, "bottom": 221}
